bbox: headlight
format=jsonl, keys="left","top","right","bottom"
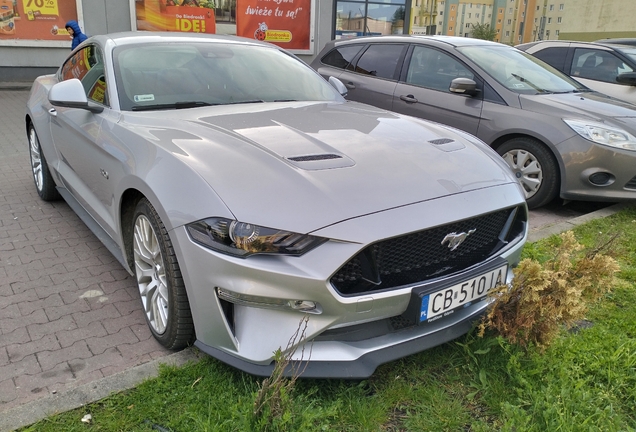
{"left": 186, "top": 217, "right": 327, "bottom": 257}
{"left": 563, "top": 119, "right": 636, "bottom": 150}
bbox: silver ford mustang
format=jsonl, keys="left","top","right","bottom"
{"left": 25, "top": 32, "right": 528, "bottom": 378}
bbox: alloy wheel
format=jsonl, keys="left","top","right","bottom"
{"left": 133, "top": 214, "right": 169, "bottom": 334}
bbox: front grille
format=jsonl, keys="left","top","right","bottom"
{"left": 330, "top": 206, "right": 526, "bottom": 295}
{"left": 625, "top": 175, "right": 636, "bottom": 190}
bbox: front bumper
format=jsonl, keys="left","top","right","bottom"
{"left": 557, "top": 135, "right": 636, "bottom": 202}
{"left": 170, "top": 183, "right": 527, "bottom": 378}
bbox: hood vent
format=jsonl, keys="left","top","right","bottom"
{"left": 428, "top": 138, "right": 455, "bottom": 145}
{"left": 428, "top": 137, "right": 465, "bottom": 152}
{"left": 288, "top": 154, "right": 343, "bottom": 162}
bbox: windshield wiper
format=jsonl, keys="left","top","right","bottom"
{"left": 224, "top": 99, "right": 265, "bottom": 105}
{"left": 132, "top": 101, "right": 217, "bottom": 111}
{"left": 510, "top": 73, "right": 553, "bottom": 94}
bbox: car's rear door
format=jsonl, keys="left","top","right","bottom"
{"left": 336, "top": 43, "right": 407, "bottom": 108}
{"left": 391, "top": 44, "right": 483, "bottom": 135}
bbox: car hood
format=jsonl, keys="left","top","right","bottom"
{"left": 519, "top": 91, "right": 636, "bottom": 130}
{"left": 124, "top": 101, "right": 518, "bottom": 233}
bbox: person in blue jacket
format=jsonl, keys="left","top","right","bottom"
{"left": 65, "top": 20, "right": 88, "bottom": 50}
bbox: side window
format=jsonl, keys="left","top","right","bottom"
{"left": 571, "top": 49, "right": 632, "bottom": 83}
{"left": 321, "top": 45, "right": 364, "bottom": 70}
{"left": 531, "top": 46, "right": 568, "bottom": 72}
{"left": 59, "top": 45, "right": 109, "bottom": 106}
{"left": 352, "top": 44, "right": 405, "bottom": 80}
{"left": 406, "top": 46, "right": 474, "bottom": 92}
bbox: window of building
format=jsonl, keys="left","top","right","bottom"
{"left": 557, "top": 17, "right": 562, "bottom": 23}
{"left": 466, "top": 23, "right": 470, "bottom": 28}
{"left": 498, "top": 18, "right": 501, "bottom": 23}
{"left": 414, "top": 16, "right": 418, "bottom": 25}
{"left": 521, "top": 12, "right": 524, "bottom": 17}
{"left": 439, "top": 21, "right": 442, "bottom": 25}
{"left": 549, "top": 4, "right": 554, "bottom": 10}
{"left": 509, "top": 7, "right": 512, "bottom": 13}
{"left": 440, "top": 11, "right": 443, "bottom": 15}
{"left": 556, "top": 30, "right": 560, "bottom": 36}
{"left": 476, "top": 13, "right": 480, "bottom": 18}
{"left": 451, "top": 5, "right": 455, "bottom": 10}
{"left": 449, "top": 26, "right": 453, "bottom": 30}
{"left": 537, "top": 5, "right": 540, "bottom": 10}
{"left": 507, "top": 19, "right": 511, "bottom": 24}
{"left": 559, "top": 3, "right": 564, "bottom": 10}
{"left": 518, "top": 35, "right": 522, "bottom": 42}
{"left": 468, "top": 13, "right": 471, "bottom": 18}
{"left": 548, "top": 17, "right": 552, "bottom": 23}
{"left": 335, "top": 0, "right": 407, "bottom": 39}
{"left": 451, "top": 16, "right": 454, "bottom": 21}
{"left": 505, "top": 30, "right": 509, "bottom": 36}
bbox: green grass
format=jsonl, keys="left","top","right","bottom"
{"left": 21, "top": 207, "right": 636, "bottom": 431}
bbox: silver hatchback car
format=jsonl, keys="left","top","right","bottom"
{"left": 311, "top": 35, "right": 636, "bottom": 209}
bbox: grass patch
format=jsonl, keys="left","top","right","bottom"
{"left": 20, "top": 206, "right": 636, "bottom": 431}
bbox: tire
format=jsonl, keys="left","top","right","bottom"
{"left": 497, "top": 137, "right": 559, "bottom": 209}
{"left": 28, "top": 125, "right": 61, "bottom": 201}
{"left": 132, "top": 198, "right": 194, "bottom": 349}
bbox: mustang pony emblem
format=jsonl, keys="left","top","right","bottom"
{"left": 441, "top": 229, "right": 476, "bottom": 251}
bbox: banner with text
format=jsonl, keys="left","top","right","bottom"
{"left": 236, "top": 0, "right": 311, "bottom": 51}
{"left": 135, "top": 0, "right": 216, "bottom": 34}
{"left": 0, "top": 0, "right": 79, "bottom": 42}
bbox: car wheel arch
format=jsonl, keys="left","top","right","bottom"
{"left": 490, "top": 132, "right": 565, "bottom": 178}
{"left": 491, "top": 134, "right": 562, "bottom": 208}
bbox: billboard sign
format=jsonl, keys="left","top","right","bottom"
{"left": 236, "top": 0, "right": 314, "bottom": 54}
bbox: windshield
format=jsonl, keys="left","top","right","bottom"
{"left": 114, "top": 42, "right": 343, "bottom": 111}
{"left": 458, "top": 45, "right": 587, "bottom": 94}
{"left": 617, "top": 47, "right": 636, "bottom": 64}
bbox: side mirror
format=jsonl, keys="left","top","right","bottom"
{"left": 616, "top": 72, "right": 636, "bottom": 86}
{"left": 49, "top": 78, "right": 104, "bottom": 113}
{"left": 449, "top": 77, "right": 480, "bottom": 97}
{"left": 328, "top": 76, "right": 348, "bottom": 97}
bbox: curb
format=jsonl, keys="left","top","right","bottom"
{"left": 0, "top": 82, "right": 32, "bottom": 91}
{"left": 0, "top": 349, "right": 202, "bottom": 432}
{"left": 527, "top": 202, "right": 632, "bottom": 243}
{"left": 1, "top": 201, "right": 633, "bottom": 431}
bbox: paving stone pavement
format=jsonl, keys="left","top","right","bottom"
{"left": 0, "top": 87, "right": 630, "bottom": 431}
{"left": 0, "top": 90, "right": 173, "bottom": 418}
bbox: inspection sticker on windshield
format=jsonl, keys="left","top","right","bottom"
{"left": 420, "top": 264, "right": 507, "bottom": 323}
{"left": 134, "top": 94, "right": 155, "bottom": 102}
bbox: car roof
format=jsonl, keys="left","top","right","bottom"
{"left": 517, "top": 39, "right": 636, "bottom": 52}
{"left": 86, "top": 31, "right": 273, "bottom": 49}
{"left": 328, "top": 35, "right": 506, "bottom": 49}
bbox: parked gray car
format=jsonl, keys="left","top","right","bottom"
{"left": 25, "top": 32, "right": 528, "bottom": 378}
{"left": 516, "top": 40, "right": 636, "bottom": 105}
{"left": 311, "top": 35, "right": 636, "bottom": 209}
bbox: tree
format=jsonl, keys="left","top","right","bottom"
{"left": 471, "top": 23, "right": 497, "bottom": 41}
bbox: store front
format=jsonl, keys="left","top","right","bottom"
{"left": 0, "top": 0, "right": 412, "bottom": 82}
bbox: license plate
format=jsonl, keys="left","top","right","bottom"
{"left": 419, "top": 264, "right": 507, "bottom": 323}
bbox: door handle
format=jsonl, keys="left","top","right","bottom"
{"left": 400, "top": 94, "right": 418, "bottom": 103}
{"left": 48, "top": 108, "right": 57, "bottom": 117}
{"left": 345, "top": 82, "right": 356, "bottom": 89}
